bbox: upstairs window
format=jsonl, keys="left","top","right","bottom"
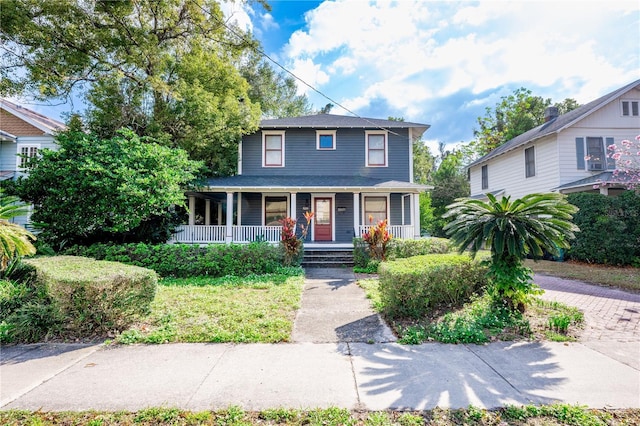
{"left": 365, "top": 131, "right": 387, "bottom": 167}
{"left": 586, "top": 137, "right": 605, "bottom": 171}
{"left": 576, "top": 137, "right": 616, "bottom": 171}
{"left": 525, "top": 146, "right": 535, "bottom": 178}
{"left": 621, "top": 100, "right": 639, "bottom": 116}
{"left": 316, "top": 130, "right": 336, "bottom": 150}
{"left": 262, "top": 131, "right": 285, "bottom": 167}
{"left": 17, "top": 144, "right": 39, "bottom": 169}
{"left": 481, "top": 165, "right": 488, "bottom": 189}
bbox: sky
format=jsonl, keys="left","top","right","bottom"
{"left": 19, "top": 0, "right": 640, "bottom": 153}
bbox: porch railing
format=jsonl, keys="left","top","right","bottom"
{"left": 171, "top": 225, "right": 281, "bottom": 244}
{"left": 357, "top": 225, "right": 415, "bottom": 239}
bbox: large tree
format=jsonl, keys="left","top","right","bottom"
{"left": 468, "top": 88, "right": 580, "bottom": 158}
{"left": 0, "top": 0, "right": 267, "bottom": 175}
{"left": 6, "top": 126, "right": 202, "bottom": 248}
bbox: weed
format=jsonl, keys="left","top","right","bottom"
{"left": 306, "top": 407, "right": 355, "bottom": 426}
{"left": 396, "top": 412, "right": 424, "bottom": 426}
{"left": 364, "top": 411, "right": 393, "bottom": 426}
{"left": 260, "top": 408, "right": 300, "bottom": 423}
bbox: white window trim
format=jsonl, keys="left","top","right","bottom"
{"left": 362, "top": 193, "right": 390, "bottom": 226}
{"left": 524, "top": 146, "right": 536, "bottom": 178}
{"left": 261, "top": 193, "right": 290, "bottom": 226}
{"left": 316, "top": 130, "right": 336, "bottom": 150}
{"left": 262, "top": 130, "right": 285, "bottom": 168}
{"left": 310, "top": 193, "right": 336, "bottom": 241}
{"left": 16, "top": 143, "right": 41, "bottom": 170}
{"left": 621, "top": 99, "right": 639, "bottom": 116}
{"left": 365, "top": 130, "right": 388, "bottom": 167}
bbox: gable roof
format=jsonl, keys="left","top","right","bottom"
{"left": 260, "top": 114, "right": 430, "bottom": 137}
{"left": 468, "top": 79, "right": 640, "bottom": 167}
{"left": 0, "top": 98, "right": 66, "bottom": 135}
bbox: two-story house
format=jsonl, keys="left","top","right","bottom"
{"left": 0, "top": 99, "right": 66, "bottom": 226}
{"left": 173, "top": 114, "right": 431, "bottom": 245}
{"left": 468, "top": 79, "right": 640, "bottom": 199}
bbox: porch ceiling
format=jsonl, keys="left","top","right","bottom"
{"left": 196, "top": 175, "right": 432, "bottom": 194}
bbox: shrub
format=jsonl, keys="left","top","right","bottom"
{"left": 362, "top": 218, "right": 392, "bottom": 260}
{"left": 378, "top": 254, "right": 488, "bottom": 319}
{"left": 386, "top": 237, "right": 452, "bottom": 260}
{"left": 62, "top": 241, "right": 283, "bottom": 277}
{"left": 567, "top": 191, "right": 640, "bottom": 265}
{"left": 353, "top": 238, "right": 369, "bottom": 268}
{"left": 24, "top": 256, "right": 157, "bottom": 336}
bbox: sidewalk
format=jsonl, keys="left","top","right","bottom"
{"left": 1, "top": 270, "right": 639, "bottom": 412}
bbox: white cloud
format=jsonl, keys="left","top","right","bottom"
{"left": 290, "top": 58, "right": 330, "bottom": 95}
{"left": 219, "top": 1, "right": 253, "bottom": 33}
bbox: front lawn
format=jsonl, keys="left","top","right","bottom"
{"left": 116, "top": 274, "right": 304, "bottom": 344}
{"left": 526, "top": 259, "right": 640, "bottom": 292}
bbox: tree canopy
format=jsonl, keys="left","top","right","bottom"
{"left": 1, "top": 0, "right": 310, "bottom": 175}
{"left": 467, "top": 88, "right": 580, "bottom": 158}
{"left": 6, "top": 127, "right": 202, "bottom": 248}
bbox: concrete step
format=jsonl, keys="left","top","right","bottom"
{"left": 302, "top": 249, "right": 354, "bottom": 268}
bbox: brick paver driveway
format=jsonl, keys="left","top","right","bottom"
{"left": 535, "top": 274, "right": 640, "bottom": 342}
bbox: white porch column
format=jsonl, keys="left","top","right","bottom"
{"left": 353, "top": 192, "right": 360, "bottom": 236}
{"left": 217, "top": 202, "right": 222, "bottom": 225}
{"left": 188, "top": 196, "right": 196, "bottom": 226}
{"left": 412, "top": 193, "right": 421, "bottom": 239}
{"left": 205, "top": 199, "right": 211, "bottom": 225}
{"left": 599, "top": 186, "right": 609, "bottom": 196}
{"left": 237, "top": 192, "right": 242, "bottom": 226}
{"left": 290, "top": 192, "right": 297, "bottom": 220}
{"left": 225, "top": 192, "right": 234, "bottom": 243}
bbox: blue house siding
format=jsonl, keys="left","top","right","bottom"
{"left": 240, "top": 192, "right": 262, "bottom": 226}
{"left": 335, "top": 193, "right": 355, "bottom": 242}
{"left": 242, "top": 128, "right": 410, "bottom": 181}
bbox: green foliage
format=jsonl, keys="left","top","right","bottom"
{"left": 378, "top": 254, "right": 488, "bottom": 319}
{"left": 413, "top": 139, "right": 435, "bottom": 185}
{"left": 0, "top": 188, "right": 36, "bottom": 271}
{"left": 428, "top": 150, "right": 470, "bottom": 236}
{"left": 24, "top": 256, "right": 157, "bottom": 336}
{"left": 352, "top": 237, "right": 370, "bottom": 268}
{"left": 419, "top": 191, "right": 435, "bottom": 235}
{"left": 362, "top": 219, "right": 392, "bottom": 260}
{"left": 279, "top": 217, "right": 303, "bottom": 266}
{"left": 6, "top": 129, "right": 201, "bottom": 248}
{"left": 63, "top": 241, "right": 284, "bottom": 278}
{"left": 468, "top": 87, "right": 580, "bottom": 157}
{"left": 502, "top": 403, "right": 613, "bottom": 426}
{"left": 386, "top": 237, "right": 452, "bottom": 260}
{"left": 444, "top": 192, "right": 578, "bottom": 310}
{"left": 567, "top": 191, "right": 640, "bottom": 265}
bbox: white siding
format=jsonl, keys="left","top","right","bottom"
{"left": 470, "top": 135, "right": 560, "bottom": 199}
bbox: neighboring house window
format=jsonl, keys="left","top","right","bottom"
{"left": 17, "top": 144, "right": 40, "bottom": 169}
{"left": 621, "top": 100, "right": 639, "bottom": 116}
{"left": 364, "top": 196, "right": 388, "bottom": 223}
{"left": 525, "top": 146, "right": 535, "bottom": 178}
{"left": 365, "top": 130, "right": 388, "bottom": 167}
{"left": 264, "top": 196, "right": 288, "bottom": 226}
{"left": 576, "top": 137, "right": 616, "bottom": 171}
{"left": 316, "top": 130, "right": 336, "bottom": 150}
{"left": 262, "top": 131, "right": 285, "bottom": 167}
{"left": 481, "top": 165, "right": 488, "bottom": 190}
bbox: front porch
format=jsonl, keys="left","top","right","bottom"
{"left": 170, "top": 224, "right": 416, "bottom": 244}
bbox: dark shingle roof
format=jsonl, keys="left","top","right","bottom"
{"left": 260, "top": 114, "right": 429, "bottom": 136}
{"left": 554, "top": 171, "right": 637, "bottom": 191}
{"left": 469, "top": 79, "right": 640, "bottom": 167}
{"left": 200, "top": 175, "right": 431, "bottom": 192}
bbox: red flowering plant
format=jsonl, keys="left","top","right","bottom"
{"left": 279, "top": 211, "right": 314, "bottom": 266}
{"left": 362, "top": 215, "right": 393, "bottom": 261}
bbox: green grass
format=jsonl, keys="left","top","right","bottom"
{"left": 526, "top": 259, "right": 640, "bottom": 292}
{"left": 115, "top": 274, "right": 304, "bottom": 344}
{"left": 1, "top": 405, "right": 637, "bottom": 425}
{"left": 358, "top": 278, "right": 583, "bottom": 345}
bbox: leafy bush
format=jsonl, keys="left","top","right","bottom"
{"left": 567, "top": 191, "right": 640, "bottom": 265}
{"left": 62, "top": 241, "right": 283, "bottom": 277}
{"left": 378, "top": 254, "right": 488, "bottom": 319}
{"left": 386, "top": 237, "right": 452, "bottom": 260}
{"left": 353, "top": 238, "right": 369, "bottom": 268}
{"left": 24, "top": 256, "right": 157, "bottom": 336}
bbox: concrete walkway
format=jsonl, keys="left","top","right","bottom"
{"left": 1, "top": 270, "right": 639, "bottom": 411}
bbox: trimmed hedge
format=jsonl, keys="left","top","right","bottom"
{"left": 63, "top": 241, "right": 283, "bottom": 277}
{"left": 378, "top": 254, "right": 488, "bottom": 319}
{"left": 24, "top": 256, "right": 157, "bottom": 335}
{"left": 567, "top": 191, "right": 640, "bottom": 266}
{"left": 353, "top": 237, "right": 453, "bottom": 268}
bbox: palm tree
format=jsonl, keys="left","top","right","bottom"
{"left": 0, "top": 188, "right": 36, "bottom": 271}
{"left": 443, "top": 192, "right": 578, "bottom": 311}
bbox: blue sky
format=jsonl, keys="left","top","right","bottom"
{"left": 22, "top": 0, "right": 640, "bottom": 153}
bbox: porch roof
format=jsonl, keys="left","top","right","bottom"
{"left": 553, "top": 170, "right": 635, "bottom": 192}
{"left": 198, "top": 175, "right": 432, "bottom": 193}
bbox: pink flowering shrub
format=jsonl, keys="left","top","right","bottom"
{"left": 600, "top": 135, "right": 640, "bottom": 191}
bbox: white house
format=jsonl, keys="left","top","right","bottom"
{"left": 468, "top": 80, "right": 640, "bottom": 199}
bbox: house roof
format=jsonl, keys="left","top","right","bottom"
{"left": 260, "top": 114, "right": 430, "bottom": 137}
{"left": 0, "top": 129, "right": 17, "bottom": 142}
{"left": 553, "top": 171, "right": 636, "bottom": 192}
{"left": 468, "top": 79, "right": 640, "bottom": 167}
{"left": 0, "top": 98, "right": 67, "bottom": 135}
{"left": 198, "top": 175, "right": 431, "bottom": 193}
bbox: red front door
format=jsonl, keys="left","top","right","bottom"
{"left": 314, "top": 198, "right": 332, "bottom": 241}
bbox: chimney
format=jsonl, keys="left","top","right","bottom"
{"left": 544, "top": 106, "right": 559, "bottom": 122}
